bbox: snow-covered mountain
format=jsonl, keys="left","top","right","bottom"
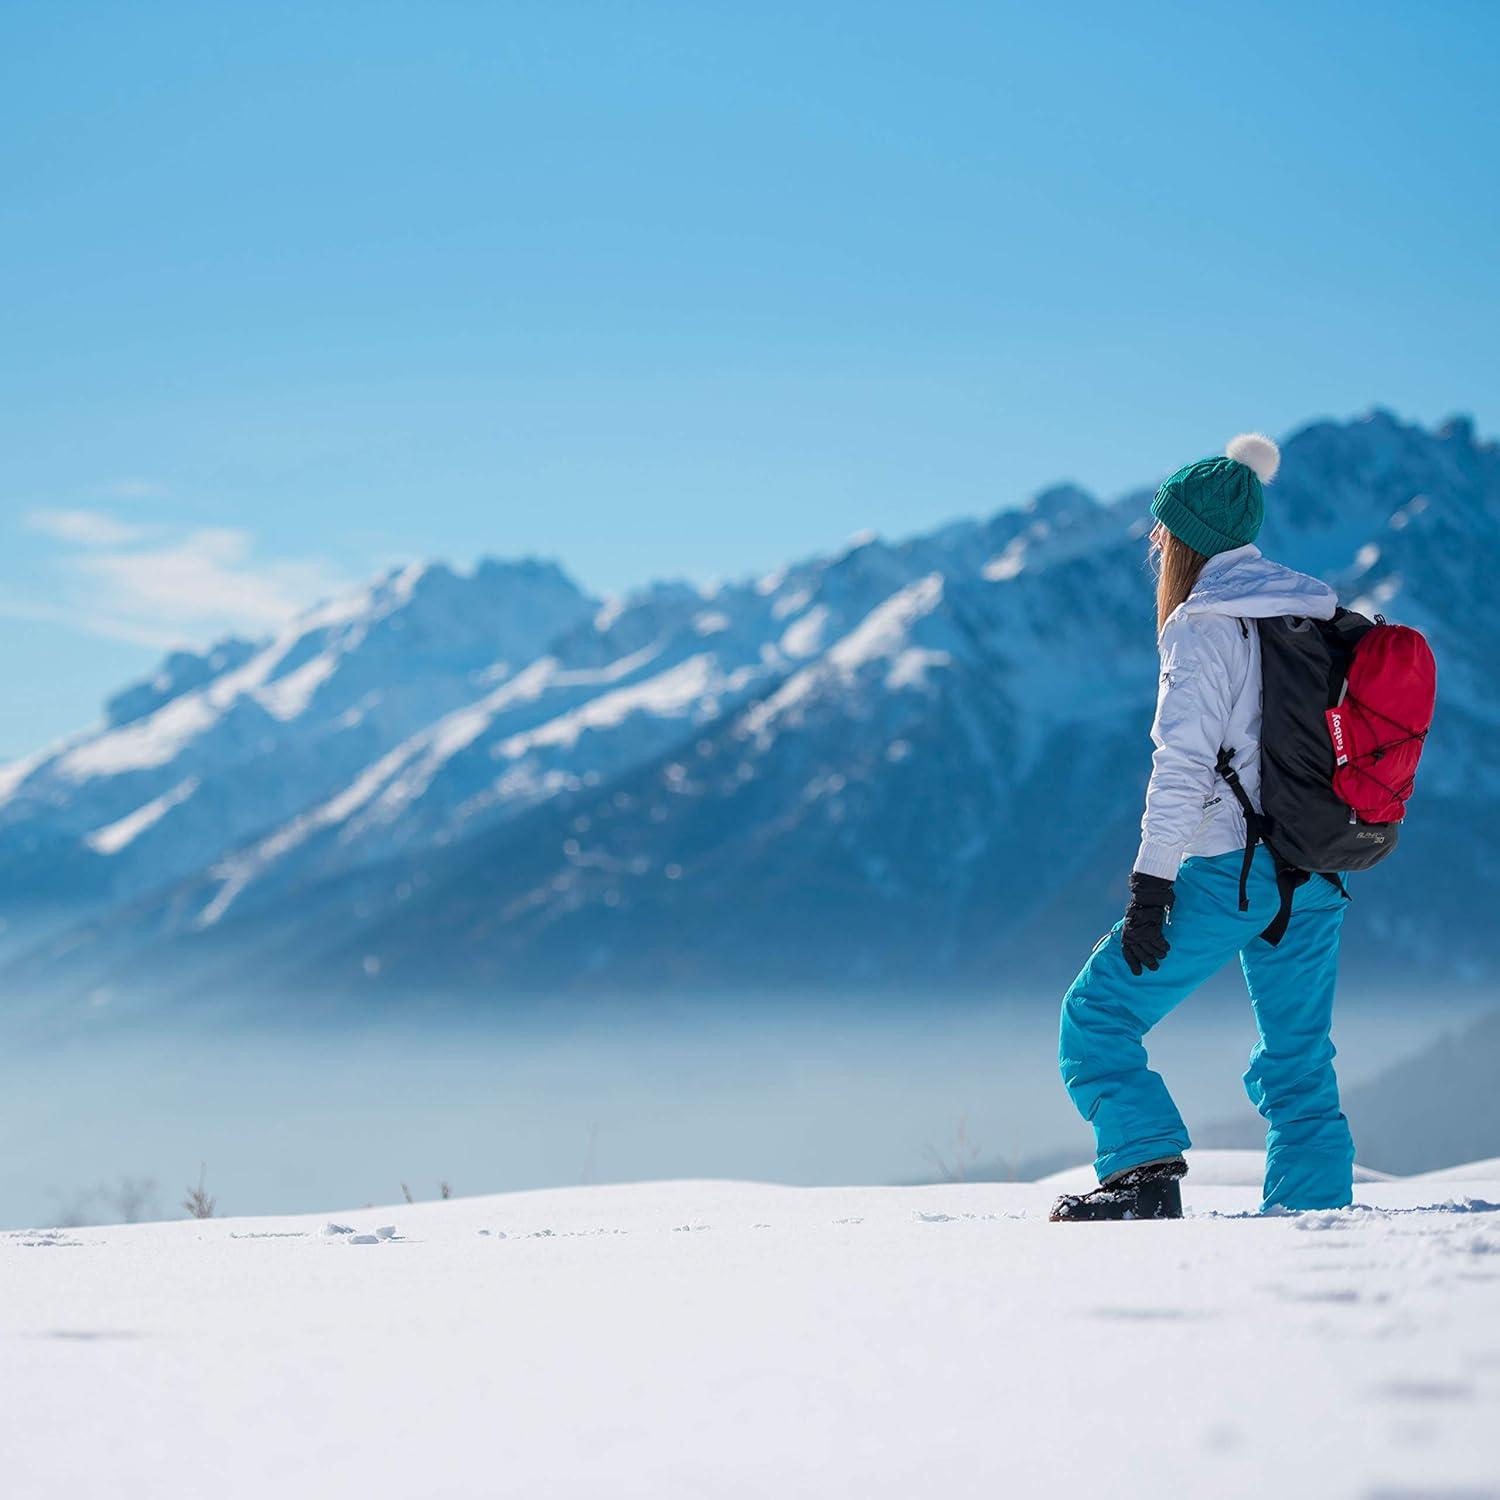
{"left": 3, "top": 409, "right": 1496, "bottom": 1007}
{"left": 0, "top": 559, "right": 593, "bottom": 927}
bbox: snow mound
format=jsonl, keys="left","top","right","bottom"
{"left": 1035, "top": 1148, "right": 1395, "bottom": 1191}
{"left": 1410, "top": 1157, "right": 1500, "bottom": 1181}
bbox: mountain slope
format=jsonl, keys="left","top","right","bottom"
{"left": 1200, "top": 1005, "right": 1500, "bottom": 1176}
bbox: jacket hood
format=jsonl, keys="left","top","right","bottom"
{"left": 1172, "top": 544, "right": 1336, "bottom": 624}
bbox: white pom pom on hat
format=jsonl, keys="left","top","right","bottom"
{"left": 1224, "top": 432, "right": 1281, "bottom": 484}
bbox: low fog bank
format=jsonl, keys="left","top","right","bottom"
{"left": 0, "top": 985, "right": 1489, "bottom": 1229}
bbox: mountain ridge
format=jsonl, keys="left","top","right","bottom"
{"left": 4, "top": 408, "right": 1497, "bottom": 1010}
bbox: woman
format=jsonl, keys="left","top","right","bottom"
{"left": 1051, "top": 433, "right": 1355, "bottom": 1221}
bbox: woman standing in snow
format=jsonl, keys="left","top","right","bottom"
{"left": 1052, "top": 434, "right": 1355, "bottom": 1221}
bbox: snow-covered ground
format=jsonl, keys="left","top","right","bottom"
{"left": 5, "top": 1150, "right": 1500, "bottom": 1499}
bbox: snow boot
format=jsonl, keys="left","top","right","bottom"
{"left": 1048, "top": 1157, "right": 1187, "bottom": 1222}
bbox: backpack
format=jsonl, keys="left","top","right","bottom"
{"left": 1214, "top": 607, "right": 1437, "bottom": 944}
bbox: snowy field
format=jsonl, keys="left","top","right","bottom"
{"left": 4, "top": 1150, "right": 1499, "bottom": 1500}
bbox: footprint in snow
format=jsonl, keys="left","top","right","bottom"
{"left": 322, "top": 1222, "right": 397, "bottom": 1244}
{"left": 1375, "top": 1377, "right": 1477, "bottom": 1403}
{"left": 914, "top": 1210, "right": 1006, "bottom": 1224}
{"left": 1090, "top": 1306, "right": 1206, "bottom": 1322}
{"left": 1293, "top": 1200, "right": 1500, "bottom": 1231}
{"left": 1454, "top": 1231, "right": 1500, "bottom": 1255}
{"left": 43, "top": 1329, "right": 143, "bottom": 1342}
{"left": 1273, "top": 1285, "right": 1375, "bottom": 1305}
{"left": 505, "top": 1227, "right": 627, "bottom": 1240}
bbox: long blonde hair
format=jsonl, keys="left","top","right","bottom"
{"left": 1152, "top": 525, "right": 1209, "bottom": 633}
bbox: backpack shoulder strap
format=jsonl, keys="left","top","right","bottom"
{"left": 1259, "top": 860, "right": 1311, "bottom": 946}
{"left": 1319, "top": 607, "right": 1377, "bottom": 645}
{"left": 1215, "top": 744, "right": 1327, "bottom": 946}
{"left": 1214, "top": 747, "right": 1260, "bottom": 914}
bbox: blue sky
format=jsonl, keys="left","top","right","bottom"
{"left": 3, "top": 0, "right": 1497, "bottom": 755}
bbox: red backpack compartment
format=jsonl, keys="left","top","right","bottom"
{"left": 1324, "top": 623, "right": 1436, "bottom": 825}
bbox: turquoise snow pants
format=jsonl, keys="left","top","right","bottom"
{"left": 1059, "top": 846, "right": 1355, "bottom": 1212}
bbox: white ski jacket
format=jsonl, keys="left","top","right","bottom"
{"left": 1134, "top": 544, "right": 1338, "bottom": 880}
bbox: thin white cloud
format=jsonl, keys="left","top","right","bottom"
{"left": 98, "top": 478, "right": 171, "bottom": 501}
{"left": 24, "top": 508, "right": 155, "bottom": 547}
{"left": 8, "top": 509, "right": 352, "bottom": 650}
{"left": 0, "top": 592, "right": 184, "bottom": 650}
{"left": 71, "top": 528, "right": 349, "bottom": 634}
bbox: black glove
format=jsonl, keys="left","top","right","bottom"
{"left": 1121, "top": 872, "right": 1174, "bottom": 976}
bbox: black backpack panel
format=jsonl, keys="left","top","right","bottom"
{"left": 1256, "top": 609, "right": 1399, "bottom": 874}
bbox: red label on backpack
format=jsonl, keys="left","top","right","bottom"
{"left": 1326, "top": 708, "right": 1349, "bottom": 766}
{"left": 1324, "top": 624, "right": 1436, "bottom": 825}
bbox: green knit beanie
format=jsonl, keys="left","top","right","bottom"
{"left": 1151, "top": 432, "right": 1281, "bottom": 558}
